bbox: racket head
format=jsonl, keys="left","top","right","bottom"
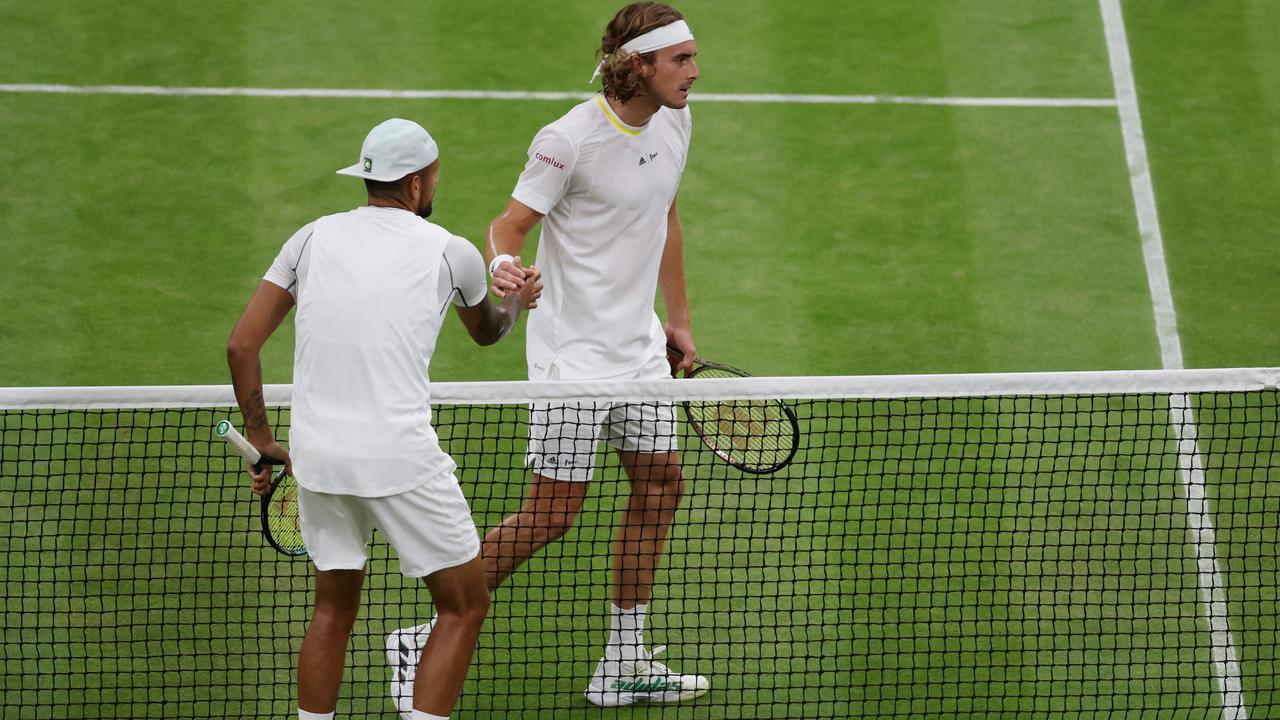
{"left": 682, "top": 362, "right": 800, "bottom": 474}
{"left": 261, "top": 468, "right": 307, "bottom": 557}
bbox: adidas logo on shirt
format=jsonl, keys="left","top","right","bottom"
{"left": 638, "top": 152, "right": 658, "bottom": 166}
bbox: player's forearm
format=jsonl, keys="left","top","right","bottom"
{"left": 227, "top": 351, "right": 273, "bottom": 442}
{"left": 658, "top": 227, "right": 691, "bottom": 330}
{"left": 486, "top": 201, "right": 545, "bottom": 297}
{"left": 659, "top": 271, "right": 691, "bottom": 330}
{"left": 493, "top": 294, "right": 527, "bottom": 343}
{"left": 485, "top": 217, "right": 529, "bottom": 265}
{"left": 471, "top": 294, "right": 528, "bottom": 346}
{"left": 226, "top": 282, "right": 293, "bottom": 443}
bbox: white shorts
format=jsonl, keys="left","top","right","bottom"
{"left": 297, "top": 476, "right": 480, "bottom": 577}
{"left": 526, "top": 352, "right": 678, "bottom": 483}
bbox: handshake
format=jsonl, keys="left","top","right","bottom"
{"left": 489, "top": 254, "right": 543, "bottom": 308}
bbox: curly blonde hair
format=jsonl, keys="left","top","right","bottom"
{"left": 597, "top": 3, "right": 685, "bottom": 103}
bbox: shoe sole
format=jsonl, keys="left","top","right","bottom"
{"left": 584, "top": 684, "right": 710, "bottom": 707}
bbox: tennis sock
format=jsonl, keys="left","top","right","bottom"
{"left": 606, "top": 602, "right": 648, "bottom": 661}
{"left": 298, "top": 710, "right": 335, "bottom": 720}
{"left": 410, "top": 711, "right": 448, "bottom": 720}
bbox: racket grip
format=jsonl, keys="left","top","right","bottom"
{"left": 215, "top": 419, "right": 262, "bottom": 465}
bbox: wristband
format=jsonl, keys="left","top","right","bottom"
{"left": 488, "top": 254, "right": 515, "bottom": 277}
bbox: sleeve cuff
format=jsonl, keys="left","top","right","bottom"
{"left": 262, "top": 273, "right": 297, "bottom": 299}
{"left": 511, "top": 188, "right": 555, "bottom": 216}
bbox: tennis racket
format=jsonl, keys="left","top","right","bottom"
{"left": 667, "top": 345, "right": 800, "bottom": 474}
{"left": 214, "top": 420, "right": 306, "bottom": 557}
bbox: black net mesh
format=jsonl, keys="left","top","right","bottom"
{"left": 1, "top": 386, "right": 1276, "bottom": 719}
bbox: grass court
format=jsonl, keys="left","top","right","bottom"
{"left": 0, "top": 2, "right": 1276, "bottom": 718}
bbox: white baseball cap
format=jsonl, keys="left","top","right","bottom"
{"left": 336, "top": 118, "right": 439, "bottom": 182}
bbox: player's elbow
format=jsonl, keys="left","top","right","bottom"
{"left": 470, "top": 309, "right": 512, "bottom": 347}
{"left": 226, "top": 334, "right": 257, "bottom": 366}
{"left": 454, "top": 304, "right": 509, "bottom": 347}
{"left": 469, "top": 324, "right": 503, "bottom": 346}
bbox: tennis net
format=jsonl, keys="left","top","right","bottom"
{"left": 1, "top": 369, "right": 1276, "bottom": 719}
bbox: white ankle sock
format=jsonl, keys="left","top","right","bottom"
{"left": 411, "top": 711, "right": 448, "bottom": 720}
{"left": 607, "top": 603, "right": 648, "bottom": 660}
{"left": 298, "top": 710, "right": 334, "bottom": 720}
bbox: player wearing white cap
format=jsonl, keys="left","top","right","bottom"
{"left": 228, "top": 118, "right": 541, "bottom": 720}
{"left": 386, "top": 2, "right": 707, "bottom": 709}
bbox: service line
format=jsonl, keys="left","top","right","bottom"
{"left": 0, "top": 82, "right": 1116, "bottom": 108}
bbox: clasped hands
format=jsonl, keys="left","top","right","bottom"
{"left": 491, "top": 257, "right": 542, "bottom": 308}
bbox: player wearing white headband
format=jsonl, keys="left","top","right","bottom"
{"left": 385, "top": 1, "right": 707, "bottom": 712}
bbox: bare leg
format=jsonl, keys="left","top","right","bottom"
{"left": 612, "top": 451, "right": 685, "bottom": 608}
{"left": 387, "top": 477, "right": 582, "bottom": 713}
{"left": 414, "top": 556, "right": 490, "bottom": 716}
{"left": 480, "top": 473, "right": 588, "bottom": 592}
{"left": 582, "top": 450, "right": 709, "bottom": 706}
{"left": 298, "top": 568, "right": 365, "bottom": 713}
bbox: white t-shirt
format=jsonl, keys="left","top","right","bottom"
{"left": 512, "top": 95, "right": 692, "bottom": 380}
{"left": 263, "top": 206, "right": 487, "bottom": 497}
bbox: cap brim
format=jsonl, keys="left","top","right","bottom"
{"left": 335, "top": 163, "right": 366, "bottom": 178}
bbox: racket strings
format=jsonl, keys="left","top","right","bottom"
{"left": 265, "top": 475, "right": 305, "bottom": 554}
{"left": 684, "top": 366, "right": 798, "bottom": 472}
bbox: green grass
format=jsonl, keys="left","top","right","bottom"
{"left": 1, "top": 0, "right": 1278, "bottom": 718}
{"left": 1119, "top": 1, "right": 1280, "bottom": 369}
{"left": 4, "top": 396, "right": 1276, "bottom": 719}
{"left": 1198, "top": 392, "right": 1280, "bottom": 715}
{"left": 2, "top": 0, "right": 1248, "bottom": 385}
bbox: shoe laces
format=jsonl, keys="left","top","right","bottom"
{"left": 397, "top": 638, "right": 419, "bottom": 664}
{"left": 409, "top": 623, "right": 432, "bottom": 649}
{"left": 633, "top": 645, "right": 673, "bottom": 676}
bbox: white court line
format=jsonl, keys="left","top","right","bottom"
{"left": 0, "top": 82, "right": 1117, "bottom": 108}
{"left": 1099, "top": 2, "right": 1248, "bottom": 719}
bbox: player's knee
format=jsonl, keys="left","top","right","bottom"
{"left": 662, "top": 461, "right": 684, "bottom": 486}
{"left": 522, "top": 491, "right": 585, "bottom": 542}
{"left": 469, "top": 578, "right": 492, "bottom": 614}
{"left": 539, "top": 508, "right": 580, "bottom": 541}
{"left": 439, "top": 589, "right": 489, "bottom": 628}
{"left": 459, "top": 593, "right": 490, "bottom": 628}
{"left": 312, "top": 597, "right": 360, "bottom": 629}
{"left": 473, "top": 592, "right": 491, "bottom": 624}
{"left": 653, "top": 463, "right": 685, "bottom": 497}
{"left": 634, "top": 464, "right": 684, "bottom": 514}
{"left": 629, "top": 454, "right": 683, "bottom": 483}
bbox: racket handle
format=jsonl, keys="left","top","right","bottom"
{"left": 215, "top": 419, "right": 262, "bottom": 465}
{"left": 665, "top": 342, "right": 702, "bottom": 374}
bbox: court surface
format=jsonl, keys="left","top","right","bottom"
{"left": 0, "top": 1, "right": 1276, "bottom": 718}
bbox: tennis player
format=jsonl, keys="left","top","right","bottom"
{"left": 227, "top": 118, "right": 541, "bottom": 720}
{"left": 387, "top": 2, "right": 707, "bottom": 708}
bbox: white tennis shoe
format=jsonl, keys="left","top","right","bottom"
{"left": 386, "top": 623, "right": 432, "bottom": 720}
{"left": 584, "top": 645, "right": 710, "bottom": 707}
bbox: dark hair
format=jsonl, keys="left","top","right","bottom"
{"left": 363, "top": 165, "right": 430, "bottom": 200}
{"left": 597, "top": 2, "right": 684, "bottom": 102}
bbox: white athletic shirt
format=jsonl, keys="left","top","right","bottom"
{"left": 512, "top": 95, "right": 692, "bottom": 380}
{"left": 263, "top": 206, "right": 488, "bottom": 497}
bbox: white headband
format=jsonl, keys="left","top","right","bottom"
{"left": 590, "top": 19, "right": 694, "bottom": 83}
